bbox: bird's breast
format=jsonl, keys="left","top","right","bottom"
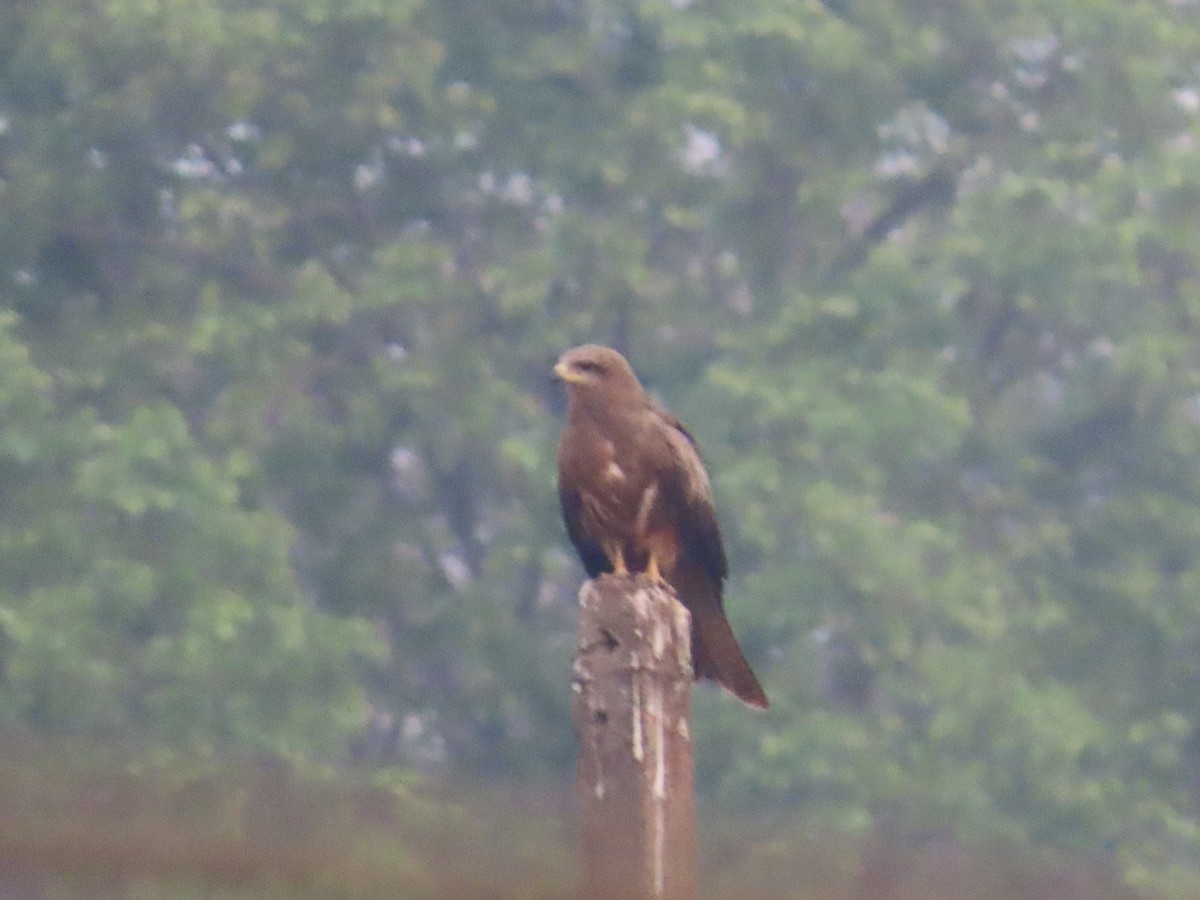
{"left": 577, "top": 440, "right": 655, "bottom": 526}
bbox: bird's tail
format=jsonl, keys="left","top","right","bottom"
{"left": 674, "top": 562, "right": 769, "bottom": 709}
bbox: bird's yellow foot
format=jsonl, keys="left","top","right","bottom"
{"left": 645, "top": 554, "right": 669, "bottom": 586}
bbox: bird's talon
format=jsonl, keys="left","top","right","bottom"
{"left": 645, "top": 556, "right": 668, "bottom": 586}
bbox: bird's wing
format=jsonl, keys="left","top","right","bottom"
{"left": 653, "top": 407, "right": 767, "bottom": 707}
{"left": 654, "top": 407, "right": 728, "bottom": 585}
{"left": 558, "top": 474, "right": 611, "bottom": 578}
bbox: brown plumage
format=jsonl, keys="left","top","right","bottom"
{"left": 553, "top": 344, "right": 768, "bottom": 709}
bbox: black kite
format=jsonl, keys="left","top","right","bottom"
{"left": 554, "top": 344, "right": 768, "bottom": 709}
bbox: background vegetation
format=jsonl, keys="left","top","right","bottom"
{"left": 4, "top": 0, "right": 1200, "bottom": 895}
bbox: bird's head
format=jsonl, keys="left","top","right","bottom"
{"left": 553, "top": 344, "right": 645, "bottom": 409}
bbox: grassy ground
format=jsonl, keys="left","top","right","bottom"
{"left": 0, "top": 731, "right": 575, "bottom": 899}
{"left": 0, "top": 731, "right": 1145, "bottom": 899}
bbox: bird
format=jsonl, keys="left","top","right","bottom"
{"left": 553, "top": 343, "right": 768, "bottom": 709}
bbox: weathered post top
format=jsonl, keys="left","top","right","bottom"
{"left": 572, "top": 574, "right": 696, "bottom": 900}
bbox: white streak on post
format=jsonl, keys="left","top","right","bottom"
{"left": 631, "top": 667, "right": 644, "bottom": 763}
{"left": 651, "top": 677, "right": 667, "bottom": 897}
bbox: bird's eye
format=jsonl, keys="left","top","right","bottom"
{"left": 576, "top": 360, "right": 601, "bottom": 374}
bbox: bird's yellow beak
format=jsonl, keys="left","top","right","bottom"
{"left": 553, "top": 361, "right": 584, "bottom": 384}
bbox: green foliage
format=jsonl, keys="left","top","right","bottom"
{"left": 0, "top": 337, "right": 380, "bottom": 753}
